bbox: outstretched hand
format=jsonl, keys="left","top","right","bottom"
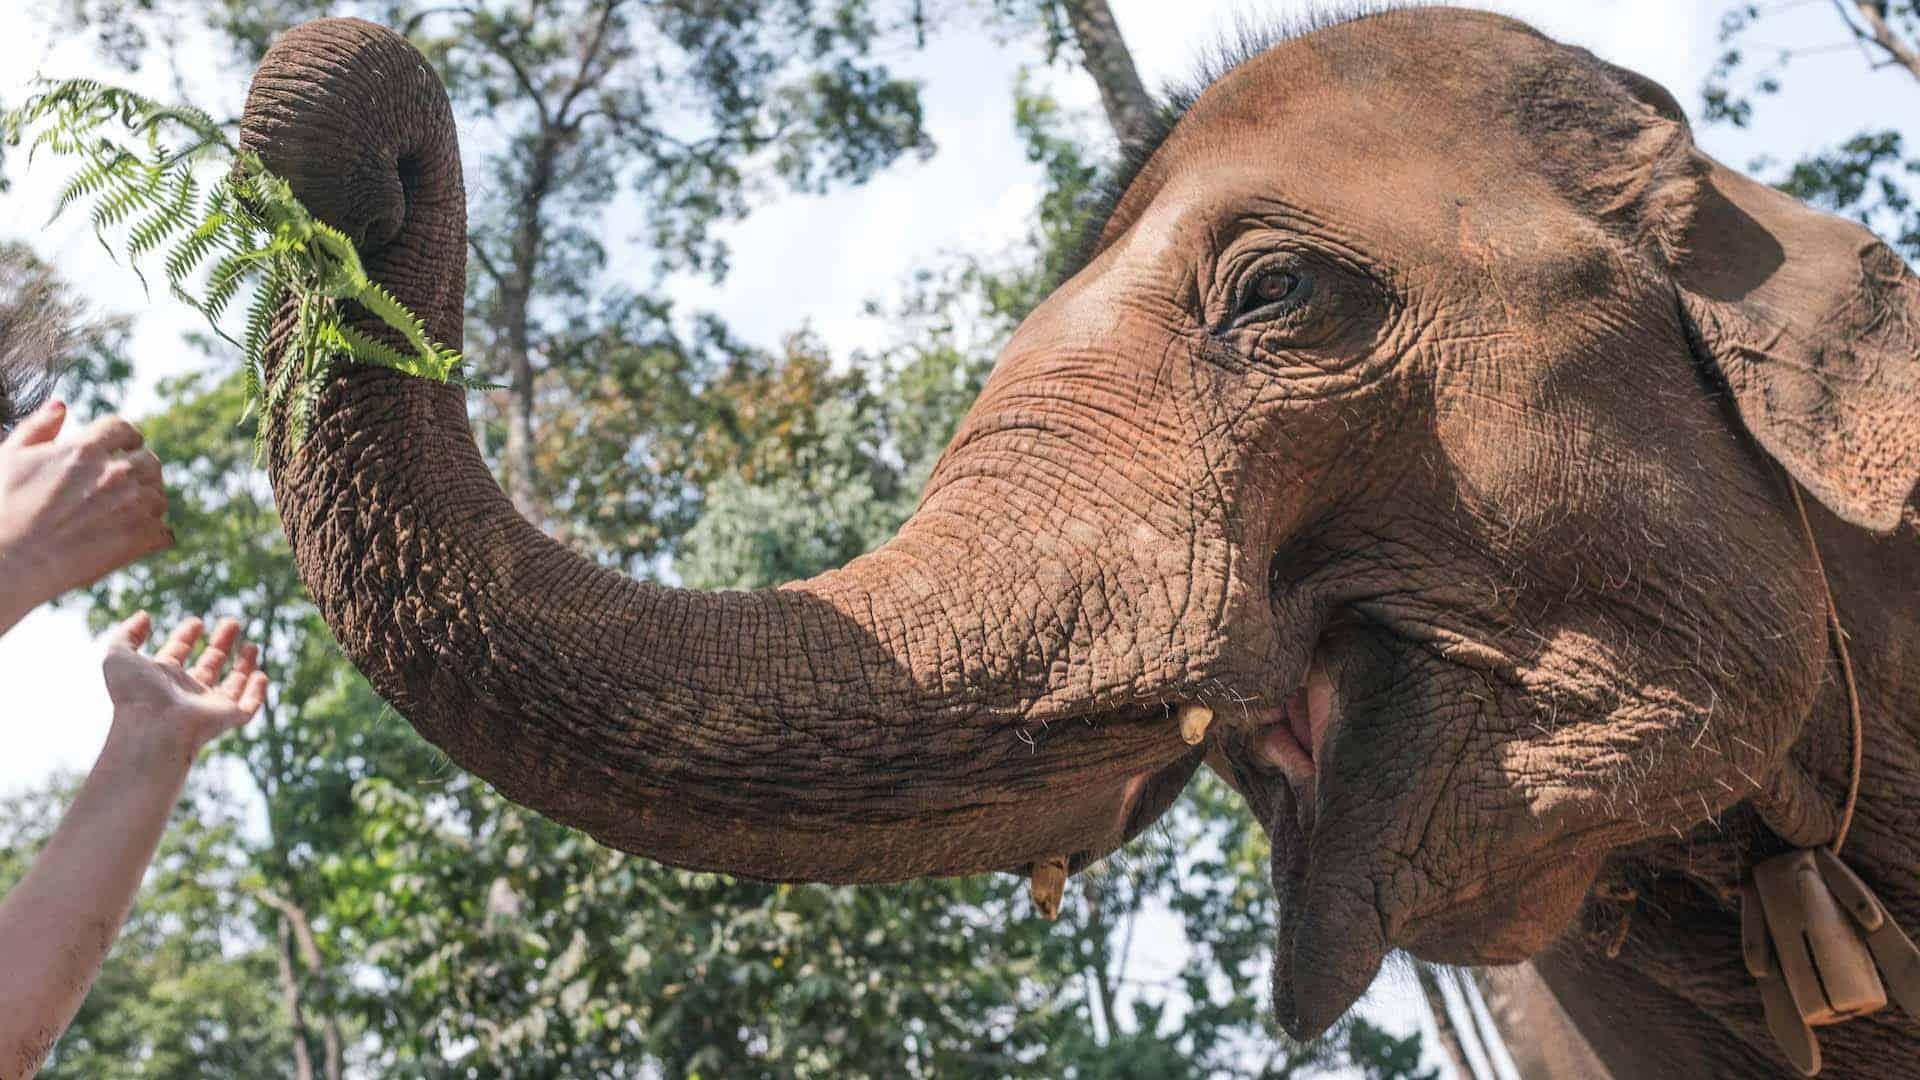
{"left": 102, "top": 614, "right": 269, "bottom": 760}
{"left": 0, "top": 613, "right": 270, "bottom": 1078}
{"left": 0, "top": 400, "right": 171, "bottom": 633}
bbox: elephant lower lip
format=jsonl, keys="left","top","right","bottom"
{"left": 1254, "top": 656, "right": 1335, "bottom": 792}
{"left": 1260, "top": 778, "right": 1389, "bottom": 1041}
{"left": 1247, "top": 653, "right": 1386, "bottom": 1040}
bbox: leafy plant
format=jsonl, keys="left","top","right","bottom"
{"left": 2, "top": 78, "right": 484, "bottom": 455}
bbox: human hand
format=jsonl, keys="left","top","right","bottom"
{"left": 0, "top": 400, "right": 170, "bottom": 631}
{"left": 102, "top": 614, "right": 269, "bottom": 764}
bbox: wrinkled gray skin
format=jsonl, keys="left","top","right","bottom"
{"left": 236, "top": 8, "right": 1920, "bottom": 1078}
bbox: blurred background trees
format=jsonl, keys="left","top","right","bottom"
{"left": 1707, "top": 0, "right": 1919, "bottom": 258}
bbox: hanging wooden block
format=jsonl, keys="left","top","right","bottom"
{"left": 1742, "top": 847, "right": 1920, "bottom": 1075}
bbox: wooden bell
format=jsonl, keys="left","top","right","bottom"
{"left": 1741, "top": 848, "right": 1920, "bottom": 1075}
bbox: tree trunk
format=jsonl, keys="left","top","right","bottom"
{"left": 1416, "top": 963, "right": 1481, "bottom": 1080}
{"left": 1470, "top": 965, "right": 1612, "bottom": 1080}
{"left": 1846, "top": 1, "right": 1920, "bottom": 82}
{"left": 261, "top": 890, "right": 343, "bottom": 1080}
{"left": 496, "top": 133, "right": 556, "bottom": 523}
{"left": 274, "top": 919, "right": 316, "bottom": 1080}
{"left": 1060, "top": 0, "right": 1156, "bottom": 145}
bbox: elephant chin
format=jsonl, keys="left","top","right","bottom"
{"left": 1254, "top": 730, "right": 1607, "bottom": 1040}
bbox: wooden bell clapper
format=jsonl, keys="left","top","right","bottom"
{"left": 1739, "top": 484, "right": 1920, "bottom": 1075}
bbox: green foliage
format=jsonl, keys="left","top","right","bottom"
{"left": 1704, "top": 1, "right": 1920, "bottom": 261}
{"left": 1344, "top": 1019, "right": 1439, "bottom": 1080}
{"left": 0, "top": 780, "right": 294, "bottom": 1078}
{"left": 3, "top": 78, "right": 481, "bottom": 456}
{"left": 1772, "top": 130, "right": 1920, "bottom": 256}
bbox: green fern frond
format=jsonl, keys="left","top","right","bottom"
{"left": 5, "top": 76, "right": 475, "bottom": 457}
{"left": 51, "top": 151, "right": 132, "bottom": 221}
{"left": 240, "top": 272, "right": 289, "bottom": 371}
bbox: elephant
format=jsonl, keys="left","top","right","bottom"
{"left": 236, "top": 7, "right": 1920, "bottom": 1078}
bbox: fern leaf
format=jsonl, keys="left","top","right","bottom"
{"left": 8, "top": 76, "right": 482, "bottom": 454}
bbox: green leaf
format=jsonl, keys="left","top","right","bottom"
{"left": 4, "top": 77, "right": 473, "bottom": 456}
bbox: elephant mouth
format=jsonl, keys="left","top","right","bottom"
{"left": 1250, "top": 658, "right": 1337, "bottom": 815}
{"left": 1230, "top": 641, "right": 1394, "bottom": 1041}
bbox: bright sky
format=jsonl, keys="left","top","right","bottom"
{"left": 2, "top": 1, "right": 1914, "bottom": 1075}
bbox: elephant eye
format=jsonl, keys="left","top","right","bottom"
{"left": 1234, "top": 266, "right": 1313, "bottom": 322}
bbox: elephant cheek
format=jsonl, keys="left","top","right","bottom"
{"left": 1402, "top": 850, "right": 1606, "bottom": 966}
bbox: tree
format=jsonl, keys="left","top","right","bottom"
{"left": 61, "top": 0, "right": 937, "bottom": 526}
{"left": 82, "top": 363, "right": 449, "bottom": 1078}
{"left": 1706, "top": 1, "right": 1920, "bottom": 259}
{"left": 0, "top": 779, "right": 293, "bottom": 1078}
{"left": 986, "top": 0, "right": 1156, "bottom": 145}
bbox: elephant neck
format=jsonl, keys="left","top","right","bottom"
{"left": 1533, "top": 510, "right": 1920, "bottom": 1078}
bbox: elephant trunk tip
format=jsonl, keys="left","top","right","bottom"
{"left": 241, "top": 15, "right": 467, "bottom": 345}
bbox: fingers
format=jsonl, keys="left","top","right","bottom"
{"left": 97, "top": 450, "right": 166, "bottom": 503}
{"left": 103, "top": 610, "right": 153, "bottom": 651}
{"left": 124, "top": 448, "right": 162, "bottom": 488}
{"left": 189, "top": 618, "right": 243, "bottom": 685}
{"left": 155, "top": 616, "right": 204, "bottom": 666}
{"left": 80, "top": 414, "right": 144, "bottom": 455}
{"left": 59, "top": 428, "right": 172, "bottom": 583}
{"left": 192, "top": 624, "right": 269, "bottom": 722}
{"left": 4, "top": 398, "right": 66, "bottom": 447}
{"left": 218, "top": 642, "right": 259, "bottom": 698}
{"left": 234, "top": 671, "right": 270, "bottom": 718}
{"left": 109, "top": 448, "right": 171, "bottom": 558}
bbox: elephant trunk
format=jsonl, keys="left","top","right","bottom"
{"left": 239, "top": 18, "right": 1224, "bottom": 884}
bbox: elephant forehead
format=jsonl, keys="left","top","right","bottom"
{"left": 1100, "top": 13, "right": 1596, "bottom": 272}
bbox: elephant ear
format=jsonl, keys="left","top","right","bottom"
{"left": 1674, "top": 157, "right": 1920, "bottom": 533}
{"left": 1551, "top": 54, "right": 1920, "bottom": 533}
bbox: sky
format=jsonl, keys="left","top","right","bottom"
{"left": 1, "top": 0, "right": 1915, "bottom": 1075}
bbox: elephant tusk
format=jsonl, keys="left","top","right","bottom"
{"left": 1030, "top": 856, "right": 1069, "bottom": 920}
{"left": 1178, "top": 702, "right": 1213, "bottom": 746}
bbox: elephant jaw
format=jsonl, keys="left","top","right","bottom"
{"left": 1225, "top": 646, "right": 1384, "bottom": 1040}
{"left": 1241, "top": 642, "right": 1604, "bottom": 1041}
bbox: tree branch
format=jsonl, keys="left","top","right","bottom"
{"left": 272, "top": 918, "right": 315, "bottom": 1080}
{"left": 554, "top": 0, "right": 622, "bottom": 130}
{"left": 399, "top": 4, "right": 480, "bottom": 37}
{"left": 1058, "top": 0, "right": 1155, "bottom": 145}
{"left": 469, "top": 237, "right": 509, "bottom": 289}
{"left": 258, "top": 889, "right": 343, "bottom": 1080}
{"left": 1839, "top": 0, "right": 1920, "bottom": 81}
{"left": 480, "top": 20, "right": 554, "bottom": 128}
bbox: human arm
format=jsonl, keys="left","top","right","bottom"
{"left": 0, "top": 400, "right": 170, "bottom": 637}
{"left": 0, "top": 614, "right": 266, "bottom": 1079}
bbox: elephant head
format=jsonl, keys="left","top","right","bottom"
{"left": 240, "top": 8, "right": 1920, "bottom": 1040}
